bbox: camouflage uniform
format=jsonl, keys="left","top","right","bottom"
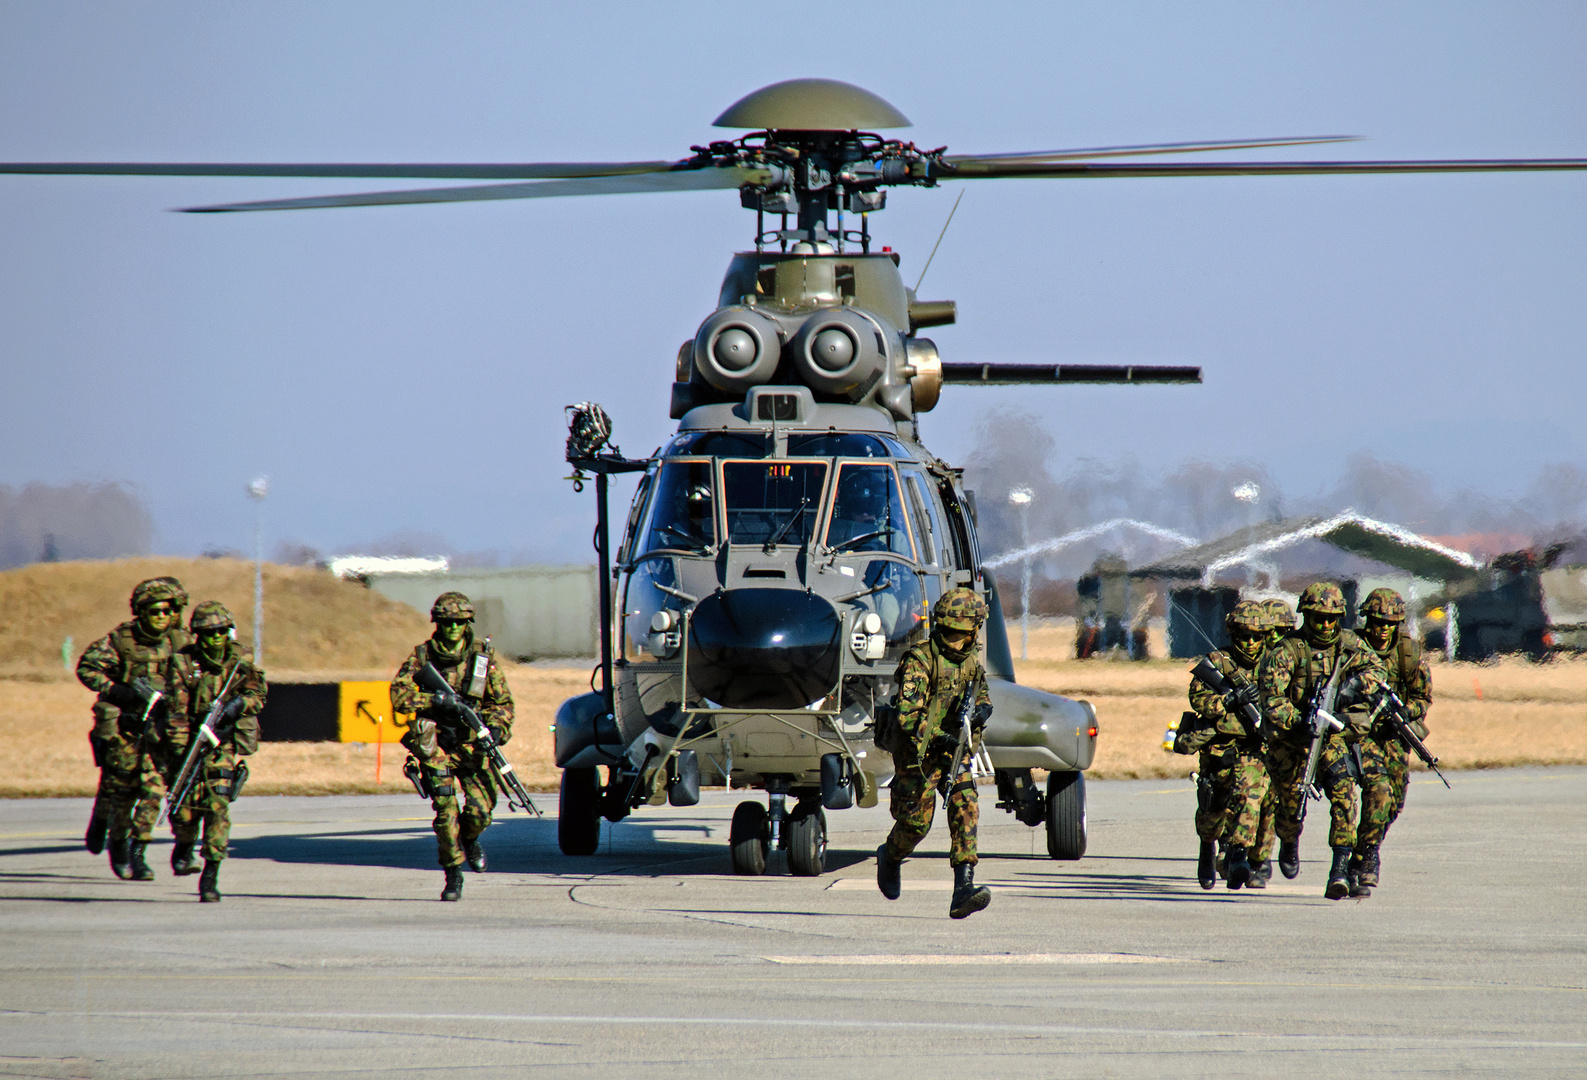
{"left": 1177, "top": 601, "right": 1271, "bottom": 888}
{"left": 76, "top": 578, "right": 190, "bottom": 866}
{"left": 390, "top": 593, "right": 515, "bottom": 873}
{"left": 1259, "top": 584, "right": 1386, "bottom": 896}
{"left": 163, "top": 606, "right": 266, "bottom": 867}
{"left": 883, "top": 590, "right": 991, "bottom": 870}
{"left": 1354, "top": 589, "right": 1432, "bottom": 881}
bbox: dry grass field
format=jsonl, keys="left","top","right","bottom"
{"left": 1, "top": 562, "right": 1583, "bottom": 797}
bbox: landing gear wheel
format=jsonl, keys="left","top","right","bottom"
{"left": 558, "top": 767, "right": 601, "bottom": 856}
{"left": 786, "top": 802, "right": 827, "bottom": 877}
{"left": 729, "top": 800, "right": 769, "bottom": 876}
{"left": 1045, "top": 771, "right": 1087, "bottom": 860}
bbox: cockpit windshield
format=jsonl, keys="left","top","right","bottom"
{"left": 824, "top": 463, "right": 914, "bottom": 558}
{"left": 642, "top": 460, "right": 716, "bottom": 553}
{"left": 722, "top": 461, "right": 827, "bottom": 547}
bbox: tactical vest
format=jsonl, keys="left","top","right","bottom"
{"left": 1276, "top": 628, "right": 1369, "bottom": 705}
{"left": 904, "top": 639, "right": 984, "bottom": 743}
{"left": 104, "top": 621, "right": 187, "bottom": 689}
{"left": 411, "top": 639, "right": 494, "bottom": 711}
{"left": 170, "top": 645, "right": 251, "bottom": 721}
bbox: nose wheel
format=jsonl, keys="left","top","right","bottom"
{"left": 729, "top": 800, "right": 769, "bottom": 875}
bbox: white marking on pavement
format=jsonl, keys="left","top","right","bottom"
{"left": 761, "top": 953, "right": 1184, "bottom": 965}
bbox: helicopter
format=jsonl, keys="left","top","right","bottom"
{"left": 6, "top": 79, "right": 1583, "bottom": 876}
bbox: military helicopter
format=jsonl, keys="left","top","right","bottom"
{"left": 7, "top": 79, "right": 1583, "bottom": 876}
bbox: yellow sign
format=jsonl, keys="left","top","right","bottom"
{"left": 337, "top": 681, "right": 411, "bottom": 744}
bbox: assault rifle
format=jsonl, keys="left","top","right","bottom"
{"left": 1296, "top": 664, "right": 1345, "bottom": 823}
{"left": 939, "top": 678, "right": 990, "bottom": 796}
{"left": 944, "top": 675, "right": 992, "bottom": 795}
{"left": 1369, "top": 686, "right": 1450, "bottom": 788}
{"left": 159, "top": 664, "right": 242, "bottom": 825}
{"left": 1188, "top": 657, "right": 1263, "bottom": 739}
{"left": 417, "top": 663, "right": 541, "bottom": 817}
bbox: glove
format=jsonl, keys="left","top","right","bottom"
{"left": 1226, "top": 683, "right": 1260, "bottom": 713}
{"left": 433, "top": 695, "right": 466, "bottom": 721}
{"left": 485, "top": 725, "right": 506, "bottom": 746}
{"left": 106, "top": 680, "right": 152, "bottom": 710}
{"left": 215, "top": 696, "right": 247, "bottom": 733}
{"left": 970, "top": 701, "right": 993, "bottom": 733}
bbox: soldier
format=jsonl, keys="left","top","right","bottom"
{"left": 875, "top": 587, "right": 994, "bottom": 919}
{"left": 76, "top": 576, "right": 190, "bottom": 880}
{"left": 390, "top": 592, "right": 515, "bottom": 902}
{"left": 1261, "top": 597, "right": 1295, "bottom": 645}
{"left": 1176, "top": 601, "right": 1269, "bottom": 890}
{"left": 163, "top": 602, "right": 266, "bottom": 902}
{"left": 1350, "top": 588, "right": 1432, "bottom": 897}
{"left": 1259, "top": 583, "right": 1386, "bottom": 899}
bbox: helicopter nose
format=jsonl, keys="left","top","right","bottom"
{"left": 687, "top": 589, "right": 842, "bottom": 710}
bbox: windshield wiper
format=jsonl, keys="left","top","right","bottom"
{"left": 763, "top": 499, "right": 810, "bottom": 553}
{"left": 827, "top": 526, "right": 895, "bottom": 555}
{"left": 659, "top": 523, "right": 710, "bottom": 551}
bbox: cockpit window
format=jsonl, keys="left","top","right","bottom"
{"left": 722, "top": 461, "right": 827, "bottom": 546}
{"left": 787, "top": 432, "right": 890, "bottom": 458}
{"left": 667, "top": 431, "right": 770, "bottom": 458}
{"left": 642, "top": 460, "right": 716, "bottom": 553}
{"left": 824, "top": 463, "right": 914, "bottom": 558}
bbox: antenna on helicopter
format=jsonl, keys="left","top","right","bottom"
{"left": 914, "top": 189, "right": 964, "bottom": 292}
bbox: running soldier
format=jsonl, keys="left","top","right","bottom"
{"left": 876, "top": 587, "right": 994, "bottom": 919}
{"left": 1350, "top": 587, "right": 1432, "bottom": 897}
{"left": 163, "top": 602, "right": 266, "bottom": 902}
{"left": 1177, "top": 601, "right": 1270, "bottom": 890}
{"left": 390, "top": 592, "right": 515, "bottom": 902}
{"left": 1259, "top": 583, "right": 1386, "bottom": 899}
{"left": 76, "top": 577, "right": 190, "bottom": 880}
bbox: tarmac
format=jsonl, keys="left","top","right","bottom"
{"left": 1, "top": 767, "right": 1583, "bottom": 1079}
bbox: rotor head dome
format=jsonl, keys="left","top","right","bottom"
{"left": 713, "top": 79, "right": 911, "bottom": 130}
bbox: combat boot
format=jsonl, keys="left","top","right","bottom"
{"left": 1278, "top": 838, "right": 1300, "bottom": 879}
{"left": 949, "top": 863, "right": 991, "bottom": 919}
{"left": 171, "top": 840, "right": 200, "bottom": 876}
{"left": 1247, "top": 859, "right": 1271, "bottom": 889}
{"left": 441, "top": 864, "right": 464, "bottom": 902}
{"left": 1325, "top": 846, "right": 1352, "bottom": 900}
{"left": 109, "top": 837, "right": 134, "bottom": 880}
{"left": 1352, "top": 845, "right": 1380, "bottom": 896}
{"left": 128, "top": 842, "right": 154, "bottom": 881}
{"left": 198, "top": 860, "right": 221, "bottom": 902}
{"left": 876, "top": 845, "right": 901, "bottom": 900}
{"left": 1197, "top": 840, "right": 1216, "bottom": 890}
{"left": 1225, "top": 844, "right": 1251, "bottom": 890}
{"left": 84, "top": 808, "right": 108, "bottom": 855}
{"left": 465, "top": 840, "right": 487, "bottom": 873}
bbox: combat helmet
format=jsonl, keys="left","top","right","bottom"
{"left": 933, "top": 587, "right": 987, "bottom": 632}
{"left": 1226, "top": 600, "right": 1266, "bottom": 635}
{"left": 189, "top": 600, "right": 236, "bottom": 633}
{"left": 1359, "top": 587, "right": 1406, "bottom": 623}
{"left": 1297, "top": 582, "right": 1347, "bottom": 614}
{"left": 430, "top": 591, "right": 475, "bottom": 622}
{"left": 1261, "top": 597, "right": 1295, "bottom": 635}
{"left": 130, "top": 576, "right": 188, "bottom": 613}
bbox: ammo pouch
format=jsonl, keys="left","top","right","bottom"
{"left": 424, "top": 765, "right": 457, "bottom": 798}
{"left": 871, "top": 699, "right": 910, "bottom": 757}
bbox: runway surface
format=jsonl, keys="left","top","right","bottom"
{"left": 1, "top": 767, "right": 1582, "bottom": 1078}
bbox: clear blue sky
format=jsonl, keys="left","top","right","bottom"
{"left": 1, "top": 2, "right": 1583, "bottom": 561}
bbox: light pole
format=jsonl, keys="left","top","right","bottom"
{"left": 247, "top": 476, "right": 269, "bottom": 667}
{"left": 1009, "top": 487, "right": 1034, "bottom": 660}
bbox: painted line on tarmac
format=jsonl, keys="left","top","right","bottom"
{"left": 761, "top": 953, "right": 1184, "bottom": 965}
{"left": 4, "top": 1009, "right": 1586, "bottom": 1050}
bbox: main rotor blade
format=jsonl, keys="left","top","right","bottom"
{"left": 942, "top": 363, "right": 1202, "bottom": 385}
{"left": 179, "top": 166, "right": 776, "bottom": 212}
{"left": 939, "top": 158, "right": 1587, "bottom": 179}
{"left": 0, "top": 160, "right": 680, "bottom": 180}
{"left": 944, "top": 135, "right": 1360, "bottom": 165}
